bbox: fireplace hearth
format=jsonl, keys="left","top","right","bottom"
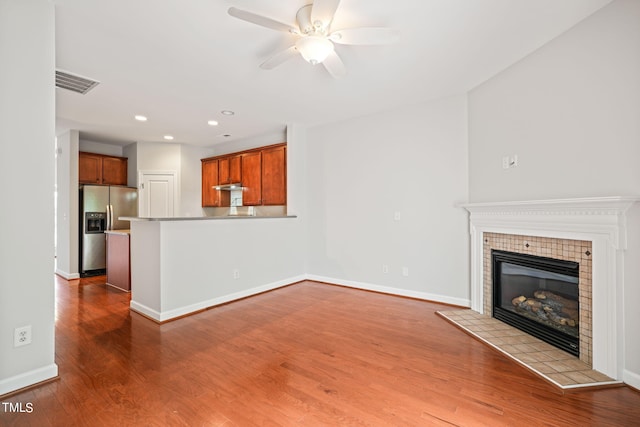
{"left": 492, "top": 250, "right": 579, "bottom": 356}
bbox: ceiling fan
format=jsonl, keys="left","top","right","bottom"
{"left": 228, "top": 0, "right": 399, "bottom": 78}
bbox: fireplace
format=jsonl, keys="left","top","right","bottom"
{"left": 462, "top": 197, "right": 640, "bottom": 382}
{"left": 481, "top": 233, "right": 593, "bottom": 365}
{"left": 492, "top": 250, "right": 579, "bottom": 356}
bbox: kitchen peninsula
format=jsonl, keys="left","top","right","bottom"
{"left": 125, "top": 214, "right": 305, "bottom": 322}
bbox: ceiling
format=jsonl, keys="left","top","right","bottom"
{"left": 54, "top": 0, "right": 611, "bottom": 147}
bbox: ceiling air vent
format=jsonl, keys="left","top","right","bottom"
{"left": 55, "top": 69, "right": 100, "bottom": 94}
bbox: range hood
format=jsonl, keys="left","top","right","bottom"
{"left": 214, "top": 183, "right": 243, "bottom": 191}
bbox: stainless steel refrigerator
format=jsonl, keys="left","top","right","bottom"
{"left": 79, "top": 185, "right": 138, "bottom": 276}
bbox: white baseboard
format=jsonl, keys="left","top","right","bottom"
{"left": 131, "top": 275, "right": 308, "bottom": 322}
{"left": 129, "top": 300, "right": 162, "bottom": 322}
{"left": 623, "top": 368, "right": 640, "bottom": 391}
{"left": 305, "top": 275, "right": 471, "bottom": 307}
{"left": 0, "top": 364, "right": 58, "bottom": 396}
{"left": 55, "top": 269, "right": 80, "bottom": 280}
{"left": 131, "top": 274, "right": 471, "bottom": 322}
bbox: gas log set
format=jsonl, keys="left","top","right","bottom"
{"left": 511, "top": 290, "right": 579, "bottom": 335}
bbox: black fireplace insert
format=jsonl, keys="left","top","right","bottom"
{"left": 492, "top": 250, "right": 580, "bottom": 356}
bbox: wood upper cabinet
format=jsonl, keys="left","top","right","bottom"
{"left": 201, "top": 143, "right": 286, "bottom": 207}
{"left": 261, "top": 145, "right": 286, "bottom": 206}
{"left": 102, "top": 156, "right": 128, "bottom": 185}
{"left": 79, "top": 152, "right": 103, "bottom": 184}
{"left": 79, "top": 152, "right": 127, "bottom": 186}
{"left": 202, "top": 159, "right": 221, "bottom": 207}
{"left": 241, "top": 151, "right": 262, "bottom": 206}
{"left": 218, "top": 155, "right": 241, "bottom": 184}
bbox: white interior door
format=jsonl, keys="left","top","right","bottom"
{"left": 140, "top": 172, "right": 177, "bottom": 217}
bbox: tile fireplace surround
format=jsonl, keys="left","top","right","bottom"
{"left": 482, "top": 232, "right": 592, "bottom": 365}
{"left": 461, "top": 197, "right": 640, "bottom": 387}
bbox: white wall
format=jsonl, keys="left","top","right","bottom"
{"left": 128, "top": 141, "right": 215, "bottom": 217}
{"left": 130, "top": 217, "right": 307, "bottom": 321}
{"left": 0, "top": 0, "right": 58, "bottom": 395}
{"left": 79, "top": 139, "right": 123, "bottom": 157}
{"left": 132, "top": 141, "right": 181, "bottom": 216}
{"left": 286, "top": 125, "right": 307, "bottom": 219}
{"left": 123, "top": 142, "right": 138, "bottom": 187}
{"left": 468, "top": 0, "right": 640, "bottom": 202}
{"left": 129, "top": 129, "right": 308, "bottom": 321}
{"left": 55, "top": 130, "right": 80, "bottom": 279}
{"left": 623, "top": 203, "right": 640, "bottom": 386}
{"left": 305, "top": 95, "right": 470, "bottom": 305}
{"left": 467, "top": 0, "right": 640, "bottom": 388}
{"left": 136, "top": 141, "right": 181, "bottom": 172}
{"left": 180, "top": 144, "right": 214, "bottom": 217}
{"left": 212, "top": 129, "right": 286, "bottom": 156}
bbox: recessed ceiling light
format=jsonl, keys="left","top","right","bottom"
{"left": 135, "top": 115, "right": 147, "bottom": 121}
{"left": 164, "top": 135, "right": 174, "bottom": 140}
{"left": 221, "top": 110, "right": 235, "bottom": 116}
{"left": 207, "top": 120, "right": 219, "bottom": 126}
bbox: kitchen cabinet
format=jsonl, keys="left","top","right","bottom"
{"left": 78, "top": 152, "right": 103, "bottom": 184}
{"left": 202, "top": 159, "right": 223, "bottom": 207}
{"left": 261, "top": 145, "right": 286, "bottom": 205}
{"left": 201, "top": 143, "right": 286, "bottom": 207}
{"left": 241, "top": 151, "right": 262, "bottom": 206}
{"left": 79, "top": 152, "right": 128, "bottom": 186}
{"left": 218, "top": 155, "right": 241, "bottom": 184}
{"left": 102, "top": 156, "right": 128, "bottom": 185}
{"left": 105, "top": 231, "right": 130, "bottom": 291}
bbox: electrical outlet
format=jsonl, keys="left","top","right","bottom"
{"left": 382, "top": 264, "right": 389, "bottom": 274}
{"left": 502, "top": 156, "right": 510, "bottom": 169}
{"left": 233, "top": 269, "right": 240, "bottom": 279}
{"left": 14, "top": 326, "right": 32, "bottom": 347}
{"left": 402, "top": 267, "right": 409, "bottom": 277}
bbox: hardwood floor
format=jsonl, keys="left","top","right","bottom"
{"left": 1, "top": 276, "right": 639, "bottom": 426}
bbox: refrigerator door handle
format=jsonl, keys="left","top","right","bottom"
{"left": 106, "top": 205, "right": 111, "bottom": 231}
{"left": 109, "top": 204, "right": 114, "bottom": 230}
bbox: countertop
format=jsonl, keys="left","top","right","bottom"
{"left": 104, "top": 229, "right": 131, "bottom": 235}
{"left": 120, "top": 215, "right": 297, "bottom": 222}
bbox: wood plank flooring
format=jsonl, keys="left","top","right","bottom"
{"left": 1, "top": 275, "right": 639, "bottom": 426}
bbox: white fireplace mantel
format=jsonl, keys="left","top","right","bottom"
{"left": 461, "top": 196, "right": 640, "bottom": 381}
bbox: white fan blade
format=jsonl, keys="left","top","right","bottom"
{"left": 310, "top": 0, "right": 341, "bottom": 29}
{"left": 260, "top": 46, "right": 299, "bottom": 70}
{"left": 322, "top": 50, "right": 346, "bottom": 79}
{"left": 330, "top": 28, "right": 399, "bottom": 45}
{"left": 228, "top": 7, "right": 298, "bottom": 34}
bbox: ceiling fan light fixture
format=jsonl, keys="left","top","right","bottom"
{"left": 295, "top": 36, "right": 334, "bottom": 65}
{"left": 229, "top": 2, "right": 398, "bottom": 77}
